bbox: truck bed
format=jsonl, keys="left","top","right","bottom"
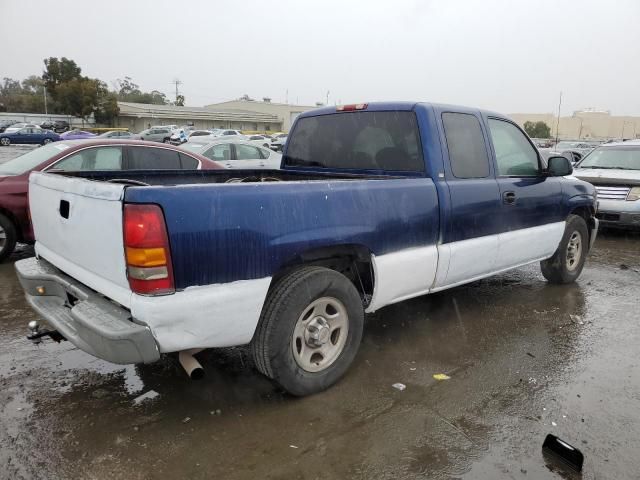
{"left": 58, "top": 168, "right": 409, "bottom": 186}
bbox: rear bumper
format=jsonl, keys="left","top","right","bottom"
{"left": 15, "top": 257, "right": 160, "bottom": 365}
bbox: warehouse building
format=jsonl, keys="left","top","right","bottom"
{"left": 115, "top": 102, "right": 282, "bottom": 133}
{"left": 509, "top": 109, "right": 640, "bottom": 141}
{"left": 204, "top": 98, "right": 318, "bottom": 132}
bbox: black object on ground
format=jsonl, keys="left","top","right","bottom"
{"left": 543, "top": 433, "right": 584, "bottom": 472}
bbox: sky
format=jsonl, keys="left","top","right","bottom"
{"left": 2, "top": 0, "right": 640, "bottom": 115}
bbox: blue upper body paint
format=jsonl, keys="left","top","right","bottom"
{"left": 124, "top": 101, "right": 596, "bottom": 289}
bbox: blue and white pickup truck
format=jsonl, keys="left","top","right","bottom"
{"left": 16, "top": 102, "right": 598, "bottom": 396}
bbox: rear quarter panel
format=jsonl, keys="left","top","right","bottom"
{"left": 124, "top": 178, "right": 440, "bottom": 289}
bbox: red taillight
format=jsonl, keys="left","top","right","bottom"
{"left": 336, "top": 103, "right": 368, "bottom": 112}
{"left": 123, "top": 204, "right": 175, "bottom": 295}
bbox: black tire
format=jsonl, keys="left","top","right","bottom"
{"left": 0, "top": 137, "right": 10, "bottom": 146}
{"left": 541, "top": 214, "right": 589, "bottom": 284}
{"left": 42, "top": 138, "right": 52, "bottom": 145}
{"left": 251, "top": 266, "right": 364, "bottom": 396}
{"left": 0, "top": 213, "right": 18, "bottom": 262}
{"left": 163, "top": 138, "right": 171, "bottom": 144}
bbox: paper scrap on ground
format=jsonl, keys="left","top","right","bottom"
{"left": 392, "top": 383, "right": 406, "bottom": 391}
{"left": 433, "top": 373, "right": 451, "bottom": 381}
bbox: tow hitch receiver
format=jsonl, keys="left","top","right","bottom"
{"left": 27, "top": 320, "right": 65, "bottom": 344}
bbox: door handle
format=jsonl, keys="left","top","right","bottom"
{"left": 503, "top": 191, "right": 516, "bottom": 205}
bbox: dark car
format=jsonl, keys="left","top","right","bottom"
{"left": 0, "top": 127, "right": 60, "bottom": 146}
{"left": 0, "top": 120, "right": 18, "bottom": 133}
{"left": 40, "top": 120, "right": 55, "bottom": 130}
{"left": 53, "top": 120, "right": 70, "bottom": 133}
{"left": 0, "top": 139, "right": 221, "bottom": 260}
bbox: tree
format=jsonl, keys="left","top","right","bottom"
{"left": 94, "top": 81, "right": 120, "bottom": 126}
{"left": 116, "top": 77, "right": 168, "bottom": 105}
{"left": 42, "top": 57, "right": 82, "bottom": 102}
{"left": 524, "top": 121, "right": 551, "bottom": 139}
{"left": 55, "top": 77, "right": 99, "bottom": 123}
{"left": 175, "top": 94, "right": 185, "bottom": 106}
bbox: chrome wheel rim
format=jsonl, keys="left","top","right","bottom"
{"left": 292, "top": 297, "right": 349, "bottom": 373}
{"left": 566, "top": 231, "right": 582, "bottom": 271}
{"left": 0, "top": 225, "right": 6, "bottom": 249}
{"left": 43, "top": 138, "right": 52, "bottom": 144}
{"left": 0, "top": 138, "right": 9, "bottom": 146}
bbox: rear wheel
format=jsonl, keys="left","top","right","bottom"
{"left": 0, "top": 213, "right": 17, "bottom": 262}
{"left": 163, "top": 138, "right": 171, "bottom": 143}
{"left": 0, "top": 137, "right": 10, "bottom": 146}
{"left": 251, "top": 266, "right": 364, "bottom": 396}
{"left": 541, "top": 214, "right": 588, "bottom": 284}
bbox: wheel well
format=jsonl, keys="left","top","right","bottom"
{"left": 570, "top": 206, "right": 595, "bottom": 244}
{"left": 0, "top": 207, "right": 23, "bottom": 242}
{"left": 270, "top": 244, "right": 374, "bottom": 306}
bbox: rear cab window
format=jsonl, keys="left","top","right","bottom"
{"left": 284, "top": 111, "right": 424, "bottom": 172}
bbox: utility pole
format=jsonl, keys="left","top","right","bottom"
{"left": 555, "top": 91, "right": 562, "bottom": 144}
{"left": 43, "top": 86, "right": 48, "bottom": 115}
{"left": 171, "top": 78, "right": 182, "bottom": 103}
{"left": 326, "top": 90, "right": 330, "bottom": 106}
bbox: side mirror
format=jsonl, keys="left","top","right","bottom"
{"left": 547, "top": 156, "right": 573, "bottom": 176}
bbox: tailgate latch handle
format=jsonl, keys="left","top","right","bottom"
{"left": 59, "top": 200, "right": 70, "bottom": 219}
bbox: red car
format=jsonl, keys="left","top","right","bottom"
{"left": 0, "top": 139, "right": 221, "bottom": 261}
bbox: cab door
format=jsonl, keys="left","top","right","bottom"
{"left": 485, "top": 117, "right": 565, "bottom": 269}
{"left": 433, "top": 109, "right": 502, "bottom": 289}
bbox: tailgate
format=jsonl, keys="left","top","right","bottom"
{"left": 29, "top": 172, "right": 132, "bottom": 308}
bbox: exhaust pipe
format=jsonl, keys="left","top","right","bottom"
{"left": 178, "top": 348, "right": 205, "bottom": 380}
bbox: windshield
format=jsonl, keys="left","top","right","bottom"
{"left": 578, "top": 146, "right": 640, "bottom": 170}
{"left": 0, "top": 143, "right": 70, "bottom": 175}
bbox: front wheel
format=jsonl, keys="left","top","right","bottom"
{"left": 251, "top": 266, "right": 364, "bottom": 396}
{"left": 0, "top": 137, "right": 10, "bottom": 146}
{"left": 163, "top": 138, "right": 171, "bottom": 144}
{"left": 541, "top": 214, "right": 589, "bottom": 284}
{"left": 0, "top": 213, "right": 18, "bottom": 262}
{"left": 42, "top": 138, "right": 52, "bottom": 145}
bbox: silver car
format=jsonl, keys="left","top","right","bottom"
{"left": 134, "top": 127, "right": 172, "bottom": 143}
{"left": 179, "top": 139, "right": 281, "bottom": 169}
{"left": 573, "top": 140, "right": 640, "bottom": 229}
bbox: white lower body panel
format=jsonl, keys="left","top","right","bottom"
{"left": 366, "top": 246, "right": 438, "bottom": 313}
{"left": 131, "top": 277, "right": 272, "bottom": 353}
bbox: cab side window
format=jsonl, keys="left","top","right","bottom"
{"left": 442, "top": 113, "right": 490, "bottom": 178}
{"left": 488, "top": 119, "right": 540, "bottom": 176}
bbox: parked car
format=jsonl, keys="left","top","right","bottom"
{"left": 246, "top": 135, "right": 273, "bottom": 148}
{"left": 540, "top": 141, "right": 596, "bottom": 165}
{"left": 0, "top": 139, "right": 220, "bottom": 261}
{"left": 3, "top": 123, "right": 40, "bottom": 134}
{"left": 0, "top": 120, "right": 18, "bottom": 133}
{"left": 52, "top": 120, "right": 70, "bottom": 133}
{"left": 169, "top": 129, "right": 211, "bottom": 145}
{"left": 151, "top": 124, "right": 178, "bottom": 132}
{"left": 15, "top": 101, "right": 598, "bottom": 396}
{"left": 60, "top": 129, "right": 97, "bottom": 140}
{"left": 133, "top": 127, "right": 172, "bottom": 143}
{"left": 270, "top": 133, "right": 287, "bottom": 151}
{"left": 179, "top": 139, "right": 282, "bottom": 169}
{"left": 97, "top": 130, "right": 134, "bottom": 139}
{"left": 0, "top": 127, "right": 60, "bottom": 146}
{"left": 573, "top": 140, "right": 640, "bottom": 229}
